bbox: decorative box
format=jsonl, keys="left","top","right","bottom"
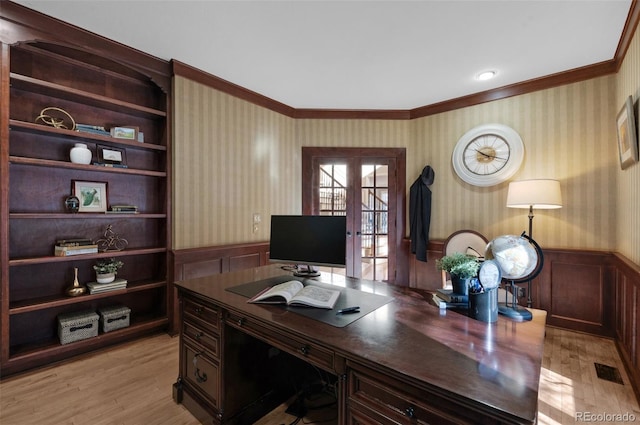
{"left": 98, "top": 305, "right": 131, "bottom": 333}
{"left": 57, "top": 310, "right": 99, "bottom": 345}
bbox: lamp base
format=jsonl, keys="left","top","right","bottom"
{"left": 498, "top": 303, "right": 532, "bottom": 321}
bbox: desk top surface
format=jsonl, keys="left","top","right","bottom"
{"left": 176, "top": 264, "right": 547, "bottom": 424}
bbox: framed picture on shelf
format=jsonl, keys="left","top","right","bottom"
{"left": 616, "top": 95, "right": 639, "bottom": 170}
{"left": 97, "top": 145, "right": 127, "bottom": 166}
{"left": 72, "top": 180, "right": 108, "bottom": 213}
{"left": 110, "top": 126, "right": 138, "bottom": 141}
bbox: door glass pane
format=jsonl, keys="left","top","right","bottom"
{"left": 317, "top": 163, "right": 347, "bottom": 276}
{"left": 361, "top": 164, "right": 388, "bottom": 281}
{"left": 376, "top": 189, "right": 388, "bottom": 211}
{"left": 375, "top": 259, "right": 388, "bottom": 281}
{"left": 376, "top": 235, "right": 388, "bottom": 256}
{"left": 319, "top": 164, "right": 347, "bottom": 215}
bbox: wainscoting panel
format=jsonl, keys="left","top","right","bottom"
{"left": 173, "top": 242, "right": 270, "bottom": 282}
{"left": 170, "top": 242, "right": 270, "bottom": 332}
{"left": 546, "top": 257, "right": 610, "bottom": 332}
{"left": 183, "top": 258, "right": 223, "bottom": 280}
{"left": 525, "top": 249, "right": 614, "bottom": 337}
{"left": 614, "top": 253, "right": 640, "bottom": 401}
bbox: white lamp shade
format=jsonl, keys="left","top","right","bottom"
{"left": 506, "top": 179, "right": 562, "bottom": 209}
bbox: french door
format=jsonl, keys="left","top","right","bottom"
{"left": 302, "top": 148, "right": 405, "bottom": 283}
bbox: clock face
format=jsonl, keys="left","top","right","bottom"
{"left": 452, "top": 124, "right": 525, "bottom": 187}
{"left": 478, "top": 259, "right": 502, "bottom": 290}
{"left": 463, "top": 134, "right": 510, "bottom": 176}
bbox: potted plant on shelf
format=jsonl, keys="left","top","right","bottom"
{"left": 436, "top": 252, "right": 480, "bottom": 296}
{"left": 93, "top": 258, "right": 124, "bottom": 283}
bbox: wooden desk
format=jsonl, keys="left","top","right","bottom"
{"left": 173, "top": 265, "right": 546, "bottom": 424}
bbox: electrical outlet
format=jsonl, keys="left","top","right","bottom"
{"left": 252, "top": 213, "right": 261, "bottom": 233}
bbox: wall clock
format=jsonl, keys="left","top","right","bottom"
{"left": 452, "top": 123, "right": 524, "bottom": 187}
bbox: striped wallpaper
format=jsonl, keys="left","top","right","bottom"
{"left": 410, "top": 76, "right": 618, "bottom": 251}
{"left": 173, "top": 31, "right": 639, "bottom": 265}
{"left": 173, "top": 79, "right": 297, "bottom": 248}
{"left": 616, "top": 25, "right": 640, "bottom": 265}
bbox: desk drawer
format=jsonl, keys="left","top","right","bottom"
{"left": 183, "top": 321, "right": 220, "bottom": 359}
{"left": 226, "top": 311, "right": 335, "bottom": 372}
{"left": 183, "top": 296, "right": 220, "bottom": 332}
{"left": 182, "top": 341, "right": 221, "bottom": 411}
{"left": 348, "top": 363, "right": 485, "bottom": 425}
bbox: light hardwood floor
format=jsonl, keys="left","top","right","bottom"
{"left": 1, "top": 327, "right": 638, "bottom": 425}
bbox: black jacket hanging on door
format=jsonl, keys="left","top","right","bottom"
{"left": 410, "top": 166, "right": 434, "bottom": 262}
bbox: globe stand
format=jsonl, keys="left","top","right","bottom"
{"left": 498, "top": 280, "right": 532, "bottom": 321}
{"left": 491, "top": 232, "right": 543, "bottom": 323}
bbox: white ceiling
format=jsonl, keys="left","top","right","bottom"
{"left": 14, "top": 0, "right": 633, "bottom": 110}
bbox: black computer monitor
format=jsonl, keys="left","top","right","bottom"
{"left": 269, "top": 215, "right": 347, "bottom": 277}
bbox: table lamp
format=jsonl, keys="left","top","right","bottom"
{"left": 506, "top": 179, "right": 562, "bottom": 306}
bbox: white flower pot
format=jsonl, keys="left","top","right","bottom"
{"left": 96, "top": 272, "right": 115, "bottom": 284}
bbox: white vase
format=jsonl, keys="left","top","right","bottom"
{"left": 70, "top": 143, "right": 92, "bottom": 164}
{"left": 96, "top": 272, "right": 115, "bottom": 284}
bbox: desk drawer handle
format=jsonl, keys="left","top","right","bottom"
{"left": 300, "top": 345, "right": 310, "bottom": 356}
{"left": 405, "top": 406, "right": 415, "bottom": 418}
{"left": 237, "top": 317, "right": 245, "bottom": 327}
{"left": 193, "top": 353, "right": 208, "bottom": 383}
{"left": 195, "top": 331, "right": 203, "bottom": 340}
{"left": 194, "top": 307, "right": 203, "bottom": 315}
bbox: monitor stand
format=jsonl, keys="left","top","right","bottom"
{"left": 293, "top": 265, "right": 321, "bottom": 278}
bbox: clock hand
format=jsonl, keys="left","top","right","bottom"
{"left": 474, "top": 149, "right": 508, "bottom": 161}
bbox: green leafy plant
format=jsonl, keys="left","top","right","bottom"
{"left": 435, "top": 252, "right": 480, "bottom": 279}
{"left": 93, "top": 258, "right": 124, "bottom": 274}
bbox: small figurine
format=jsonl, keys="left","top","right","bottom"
{"left": 96, "top": 224, "right": 128, "bottom": 252}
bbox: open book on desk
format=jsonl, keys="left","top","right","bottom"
{"left": 248, "top": 280, "right": 340, "bottom": 309}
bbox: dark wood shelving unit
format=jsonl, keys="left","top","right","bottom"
{"left": 9, "top": 156, "right": 167, "bottom": 177}
{"left": 1, "top": 36, "right": 172, "bottom": 376}
{"left": 9, "top": 119, "right": 168, "bottom": 151}
{"left": 10, "top": 73, "right": 167, "bottom": 118}
{"left": 9, "top": 280, "right": 168, "bottom": 315}
{"left": 8, "top": 316, "right": 170, "bottom": 360}
{"left": 10, "top": 213, "right": 167, "bottom": 219}
{"left": 8, "top": 247, "right": 167, "bottom": 266}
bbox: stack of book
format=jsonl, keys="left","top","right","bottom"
{"left": 86, "top": 278, "right": 127, "bottom": 294}
{"left": 75, "top": 124, "right": 111, "bottom": 137}
{"left": 54, "top": 239, "right": 98, "bottom": 257}
{"left": 93, "top": 162, "right": 128, "bottom": 169}
{"left": 431, "top": 289, "right": 468, "bottom": 309}
{"left": 107, "top": 205, "right": 138, "bottom": 214}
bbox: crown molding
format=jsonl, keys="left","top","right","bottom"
{"left": 293, "top": 109, "right": 411, "bottom": 120}
{"left": 615, "top": 0, "right": 640, "bottom": 71}
{"left": 175, "top": 0, "right": 640, "bottom": 120}
{"left": 5, "top": 0, "right": 638, "bottom": 120}
{"left": 172, "top": 60, "right": 296, "bottom": 117}
{"left": 409, "top": 60, "right": 618, "bottom": 119}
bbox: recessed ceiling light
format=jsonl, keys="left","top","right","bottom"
{"left": 476, "top": 70, "right": 497, "bottom": 81}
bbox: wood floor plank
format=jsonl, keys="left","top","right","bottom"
{"left": 2, "top": 327, "right": 640, "bottom": 425}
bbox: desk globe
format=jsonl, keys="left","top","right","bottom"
{"left": 485, "top": 233, "right": 543, "bottom": 321}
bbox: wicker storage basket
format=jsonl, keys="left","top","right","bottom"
{"left": 57, "top": 310, "right": 99, "bottom": 344}
{"left": 98, "top": 305, "right": 131, "bottom": 333}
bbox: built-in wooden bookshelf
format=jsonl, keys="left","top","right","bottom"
{"left": 0, "top": 36, "right": 171, "bottom": 376}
